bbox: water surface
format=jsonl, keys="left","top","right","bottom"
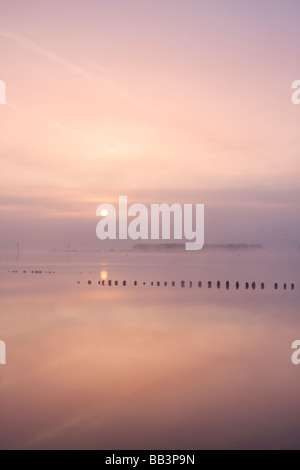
{"left": 0, "top": 251, "right": 299, "bottom": 449}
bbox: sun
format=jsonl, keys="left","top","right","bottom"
{"left": 101, "top": 209, "right": 109, "bottom": 217}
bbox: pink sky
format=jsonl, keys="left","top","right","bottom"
{"left": 0, "top": 0, "right": 299, "bottom": 251}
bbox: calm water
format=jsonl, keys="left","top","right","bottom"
{"left": 0, "top": 251, "right": 299, "bottom": 449}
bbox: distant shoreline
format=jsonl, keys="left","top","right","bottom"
{"left": 50, "top": 243, "right": 264, "bottom": 254}
{"left": 133, "top": 243, "right": 263, "bottom": 253}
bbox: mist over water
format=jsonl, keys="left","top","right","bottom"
{"left": 0, "top": 0, "right": 300, "bottom": 450}
{"left": 0, "top": 251, "right": 299, "bottom": 450}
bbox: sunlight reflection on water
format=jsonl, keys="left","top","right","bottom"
{"left": 0, "top": 252, "right": 299, "bottom": 449}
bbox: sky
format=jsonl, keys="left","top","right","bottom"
{"left": 0, "top": 0, "right": 299, "bottom": 252}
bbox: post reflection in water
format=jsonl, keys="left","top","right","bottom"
{"left": 0, "top": 252, "right": 299, "bottom": 450}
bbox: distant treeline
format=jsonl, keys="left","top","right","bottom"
{"left": 133, "top": 243, "right": 263, "bottom": 253}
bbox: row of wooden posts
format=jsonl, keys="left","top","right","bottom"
{"left": 84, "top": 280, "right": 295, "bottom": 290}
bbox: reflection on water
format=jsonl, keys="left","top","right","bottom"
{"left": 0, "top": 252, "right": 299, "bottom": 450}
{"left": 101, "top": 270, "right": 108, "bottom": 281}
